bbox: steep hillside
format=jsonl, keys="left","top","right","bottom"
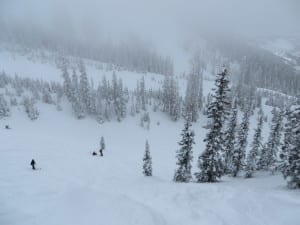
{"left": 0, "top": 45, "right": 299, "bottom": 225}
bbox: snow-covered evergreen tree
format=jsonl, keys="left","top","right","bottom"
{"left": 195, "top": 67, "right": 230, "bottom": 182}
{"left": 174, "top": 118, "right": 195, "bottom": 182}
{"left": 130, "top": 95, "right": 136, "bottom": 117}
{"left": 23, "top": 97, "right": 39, "bottom": 120}
{"left": 140, "top": 77, "right": 146, "bottom": 111}
{"left": 88, "top": 78, "right": 97, "bottom": 116}
{"left": 61, "top": 62, "right": 72, "bottom": 101}
{"left": 261, "top": 108, "right": 283, "bottom": 172}
{"left": 162, "top": 75, "right": 181, "bottom": 120}
{"left": 232, "top": 109, "right": 250, "bottom": 177}
{"left": 140, "top": 112, "right": 151, "bottom": 130}
{"left": 170, "top": 81, "right": 181, "bottom": 121}
{"left": 0, "top": 71, "right": 9, "bottom": 88}
{"left": 183, "top": 55, "right": 204, "bottom": 122}
{"left": 223, "top": 100, "right": 238, "bottom": 174}
{"left": 42, "top": 86, "right": 53, "bottom": 104}
{"left": 71, "top": 68, "right": 79, "bottom": 98}
{"left": 279, "top": 108, "right": 293, "bottom": 169}
{"left": 72, "top": 97, "right": 85, "bottom": 119}
{"left": 95, "top": 87, "right": 104, "bottom": 123}
{"left": 245, "top": 115, "right": 263, "bottom": 178}
{"left": 55, "top": 93, "right": 62, "bottom": 111}
{"left": 78, "top": 60, "right": 91, "bottom": 114}
{"left": 135, "top": 81, "right": 141, "bottom": 113}
{"left": 110, "top": 72, "right": 126, "bottom": 121}
{"left": 280, "top": 100, "right": 300, "bottom": 188}
{"left": 143, "top": 140, "right": 152, "bottom": 176}
{"left": 71, "top": 70, "right": 85, "bottom": 119}
{"left": 116, "top": 78, "right": 127, "bottom": 121}
{"left": 0, "top": 94, "right": 10, "bottom": 118}
{"left": 10, "top": 97, "right": 18, "bottom": 107}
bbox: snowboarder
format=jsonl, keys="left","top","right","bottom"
{"left": 92, "top": 151, "right": 97, "bottom": 156}
{"left": 5, "top": 125, "right": 10, "bottom": 129}
{"left": 99, "top": 149, "right": 103, "bottom": 157}
{"left": 30, "top": 159, "right": 36, "bottom": 170}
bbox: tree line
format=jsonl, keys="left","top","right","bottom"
{"left": 143, "top": 68, "right": 300, "bottom": 189}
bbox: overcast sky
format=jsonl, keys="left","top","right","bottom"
{"left": 1, "top": 0, "right": 299, "bottom": 46}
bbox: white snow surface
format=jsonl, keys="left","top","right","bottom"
{"left": 1, "top": 47, "right": 300, "bottom": 225}
{"left": 0, "top": 48, "right": 166, "bottom": 91}
{"left": 1, "top": 107, "right": 300, "bottom": 225}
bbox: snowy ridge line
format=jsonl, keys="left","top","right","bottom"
{"left": 0, "top": 40, "right": 174, "bottom": 76}
{"left": 256, "top": 87, "right": 298, "bottom": 100}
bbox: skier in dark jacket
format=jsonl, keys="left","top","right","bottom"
{"left": 30, "top": 159, "right": 36, "bottom": 170}
{"left": 92, "top": 151, "right": 97, "bottom": 156}
{"left": 99, "top": 148, "right": 103, "bottom": 157}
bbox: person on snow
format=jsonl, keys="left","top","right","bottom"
{"left": 92, "top": 151, "right": 97, "bottom": 156}
{"left": 30, "top": 159, "right": 36, "bottom": 170}
{"left": 99, "top": 148, "right": 103, "bottom": 157}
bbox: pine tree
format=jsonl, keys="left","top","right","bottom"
{"left": 62, "top": 65, "right": 72, "bottom": 101}
{"left": 280, "top": 100, "right": 300, "bottom": 188}
{"left": 71, "top": 70, "right": 85, "bottom": 119}
{"left": 245, "top": 115, "right": 263, "bottom": 178}
{"left": 162, "top": 75, "right": 171, "bottom": 113}
{"left": 262, "top": 108, "right": 283, "bottom": 172}
{"left": 10, "top": 97, "right": 18, "bottom": 107}
{"left": 223, "top": 100, "right": 238, "bottom": 173}
{"left": 0, "top": 94, "right": 10, "bottom": 118}
{"left": 111, "top": 72, "right": 126, "bottom": 121}
{"left": 162, "top": 75, "right": 181, "bottom": 120}
{"left": 72, "top": 98, "right": 85, "bottom": 119}
{"left": 140, "top": 112, "right": 151, "bottom": 129}
{"left": 174, "top": 118, "right": 195, "bottom": 182}
{"left": 170, "top": 80, "right": 181, "bottom": 121}
{"left": 195, "top": 68, "right": 230, "bottom": 182}
{"left": 78, "top": 60, "right": 91, "bottom": 114}
{"left": 55, "top": 94, "right": 62, "bottom": 111}
{"left": 0, "top": 71, "right": 8, "bottom": 88}
{"left": 23, "top": 97, "right": 39, "bottom": 120}
{"left": 140, "top": 77, "right": 146, "bottom": 111}
{"left": 99, "top": 75, "right": 111, "bottom": 121}
{"left": 183, "top": 56, "right": 203, "bottom": 122}
{"left": 143, "top": 140, "right": 152, "bottom": 176}
{"left": 71, "top": 69, "right": 79, "bottom": 96}
{"left": 279, "top": 108, "right": 293, "bottom": 169}
{"left": 42, "top": 86, "right": 53, "bottom": 104}
{"left": 117, "top": 78, "right": 126, "bottom": 121}
{"left": 130, "top": 95, "right": 136, "bottom": 117}
{"left": 95, "top": 86, "right": 104, "bottom": 123}
{"left": 232, "top": 109, "right": 250, "bottom": 177}
{"left": 135, "top": 81, "right": 141, "bottom": 113}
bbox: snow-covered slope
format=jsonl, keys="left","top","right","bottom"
{"left": 0, "top": 45, "right": 299, "bottom": 225}
{"left": 0, "top": 46, "right": 166, "bottom": 91}
{"left": 1, "top": 106, "right": 299, "bottom": 225}
{"left": 261, "top": 38, "right": 300, "bottom": 71}
{"left": 0, "top": 45, "right": 218, "bottom": 98}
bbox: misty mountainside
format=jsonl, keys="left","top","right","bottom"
{"left": 0, "top": 38, "right": 300, "bottom": 225}
{"left": 191, "top": 35, "right": 300, "bottom": 96}
{"left": 0, "top": 41, "right": 300, "bottom": 225}
{"left": 0, "top": 39, "right": 298, "bottom": 124}
{"left": 260, "top": 37, "right": 300, "bottom": 70}
{"left": 1, "top": 1, "right": 300, "bottom": 225}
